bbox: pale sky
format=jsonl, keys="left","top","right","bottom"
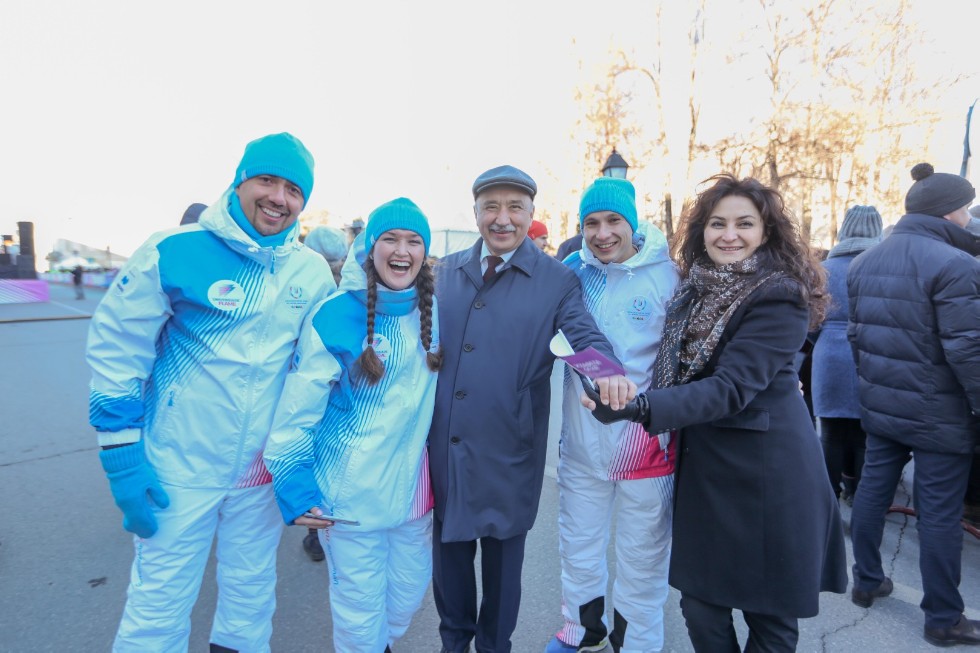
{"left": 2, "top": 0, "right": 977, "bottom": 261}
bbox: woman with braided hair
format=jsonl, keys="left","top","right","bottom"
{"left": 265, "top": 198, "right": 441, "bottom": 652}
{"left": 583, "top": 175, "right": 847, "bottom": 652}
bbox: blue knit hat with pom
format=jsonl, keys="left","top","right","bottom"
{"left": 234, "top": 133, "right": 315, "bottom": 207}
{"left": 365, "top": 198, "right": 431, "bottom": 255}
{"left": 579, "top": 177, "right": 638, "bottom": 231}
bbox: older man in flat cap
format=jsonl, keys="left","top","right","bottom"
{"left": 428, "top": 165, "right": 634, "bottom": 653}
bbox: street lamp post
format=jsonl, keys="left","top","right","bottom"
{"left": 601, "top": 147, "right": 675, "bottom": 238}
{"left": 601, "top": 148, "right": 630, "bottom": 179}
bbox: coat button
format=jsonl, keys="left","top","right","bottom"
{"left": 450, "top": 436, "right": 460, "bottom": 444}
{"left": 474, "top": 300, "right": 484, "bottom": 309}
{"left": 463, "top": 343, "right": 474, "bottom": 352}
{"left": 455, "top": 390, "right": 466, "bottom": 399}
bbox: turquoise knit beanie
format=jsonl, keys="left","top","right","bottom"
{"left": 579, "top": 177, "right": 638, "bottom": 231}
{"left": 234, "top": 133, "right": 315, "bottom": 207}
{"left": 365, "top": 198, "right": 431, "bottom": 255}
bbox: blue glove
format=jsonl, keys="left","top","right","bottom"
{"left": 99, "top": 440, "right": 170, "bottom": 538}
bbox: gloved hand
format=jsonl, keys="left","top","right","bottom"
{"left": 583, "top": 383, "right": 650, "bottom": 426}
{"left": 99, "top": 440, "right": 170, "bottom": 538}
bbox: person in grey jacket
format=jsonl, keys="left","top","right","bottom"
{"left": 848, "top": 163, "right": 980, "bottom": 647}
{"left": 429, "top": 165, "right": 634, "bottom": 653}
{"left": 810, "top": 205, "right": 882, "bottom": 503}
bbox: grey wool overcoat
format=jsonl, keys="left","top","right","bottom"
{"left": 644, "top": 278, "right": 848, "bottom": 618}
{"left": 429, "top": 238, "right": 618, "bottom": 543}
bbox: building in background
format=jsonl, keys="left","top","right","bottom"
{"left": 46, "top": 238, "right": 128, "bottom": 272}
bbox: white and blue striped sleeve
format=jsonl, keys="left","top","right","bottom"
{"left": 264, "top": 302, "right": 342, "bottom": 524}
{"left": 86, "top": 236, "right": 172, "bottom": 447}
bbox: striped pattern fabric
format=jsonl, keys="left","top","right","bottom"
{"left": 0, "top": 279, "right": 49, "bottom": 304}
{"left": 265, "top": 291, "right": 438, "bottom": 531}
{"left": 86, "top": 195, "right": 334, "bottom": 489}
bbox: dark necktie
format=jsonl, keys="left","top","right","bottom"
{"left": 483, "top": 255, "right": 503, "bottom": 283}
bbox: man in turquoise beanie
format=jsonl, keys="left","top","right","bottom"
{"left": 230, "top": 132, "right": 315, "bottom": 243}
{"left": 545, "top": 176, "right": 679, "bottom": 653}
{"left": 87, "top": 133, "right": 335, "bottom": 652}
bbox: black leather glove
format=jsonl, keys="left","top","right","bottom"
{"left": 583, "top": 382, "right": 650, "bottom": 425}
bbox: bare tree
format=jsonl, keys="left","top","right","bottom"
{"left": 570, "top": 0, "right": 962, "bottom": 247}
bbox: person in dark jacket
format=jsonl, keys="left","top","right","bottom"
{"left": 555, "top": 232, "right": 583, "bottom": 261}
{"left": 964, "top": 211, "right": 980, "bottom": 528}
{"left": 811, "top": 205, "right": 882, "bottom": 503}
{"left": 179, "top": 202, "right": 207, "bottom": 226}
{"left": 429, "top": 165, "right": 634, "bottom": 653}
{"left": 848, "top": 163, "right": 980, "bottom": 646}
{"left": 71, "top": 262, "right": 85, "bottom": 299}
{"left": 583, "top": 174, "right": 848, "bottom": 652}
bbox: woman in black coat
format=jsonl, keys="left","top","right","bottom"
{"left": 585, "top": 175, "right": 848, "bottom": 652}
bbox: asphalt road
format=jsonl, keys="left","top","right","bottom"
{"left": 1, "top": 283, "right": 978, "bottom": 652}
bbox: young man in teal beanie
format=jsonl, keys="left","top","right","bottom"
{"left": 87, "top": 132, "right": 335, "bottom": 652}
{"left": 546, "top": 177, "right": 679, "bottom": 653}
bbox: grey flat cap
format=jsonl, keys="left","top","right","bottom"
{"left": 472, "top": 165, "right": 537, "bottom": 200}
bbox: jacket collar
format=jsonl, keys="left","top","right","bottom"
{"left": 197, "top": 188, "right": 303, "bottom": 266}
{"left": 895, "top": 213, "right": 978, "bottom": 256}
{"left": 576, "top": 221, "right": 671, "bottom": 272}
{"left": 456, "top": 237, "right": 540, "bottom": 287}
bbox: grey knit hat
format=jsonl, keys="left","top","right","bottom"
{"left": 304, "top": 226, "right": 348, "bottom": 263}
{"left": 829, "top": 205, "right": 882, "bottom": 257}
{"left": 904, "top": 163, "right": 975, "bottom": 218}
{"left": 966, "top": 216, "right": 980, "bottom": 237}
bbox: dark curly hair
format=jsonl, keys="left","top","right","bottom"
{"left": 672, "top": 174, "right": 828, "bottom": 328}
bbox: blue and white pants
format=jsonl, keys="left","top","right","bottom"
{"left": 555, "top": 457, "right": 674, "bottom": 653}
{"left": 322, "top": 513, "right": 432, "bottom": 652}
{"left": 113, "top": 483, "right": 283, "bottom": 653}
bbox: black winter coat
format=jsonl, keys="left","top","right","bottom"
{"left": 644, "top": 279, "right": 848, "bottom": 618}
{"left": 429, "top": 239, "right": 618, "bottom": 542}
{"left": 847, "top": 213, "right": 980, "bottom": 453}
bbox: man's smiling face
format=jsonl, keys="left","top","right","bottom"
{"left": 235, "top": 174, "right": 304, "bottom": 236}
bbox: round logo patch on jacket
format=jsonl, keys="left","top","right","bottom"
{"left": 207, "top": 280, "right": 246, "bottom": 311}
{"left": 364, "top": 333, "right": 391, "bottom": 364}
{"left": 625, "top": 295, "right": 653, "bottom": 322}
{"left": 285, "top": 285, "right": 309, "bottom": 312}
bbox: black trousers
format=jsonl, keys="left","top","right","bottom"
{"left": 820, "top": 417, "right": 867, "bottom": 498}
{"left": 965, "top": 453, "right": 980, "bottom": 506}
{"left": 432, "top": 515, "right": 527, "bottom": 653}
{"left": 679, "top": 592, "right": 799, "bottom": 653}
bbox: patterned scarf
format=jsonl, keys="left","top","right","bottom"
{"left": 652, "top": 252, "right": 779, "bottom": 389}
